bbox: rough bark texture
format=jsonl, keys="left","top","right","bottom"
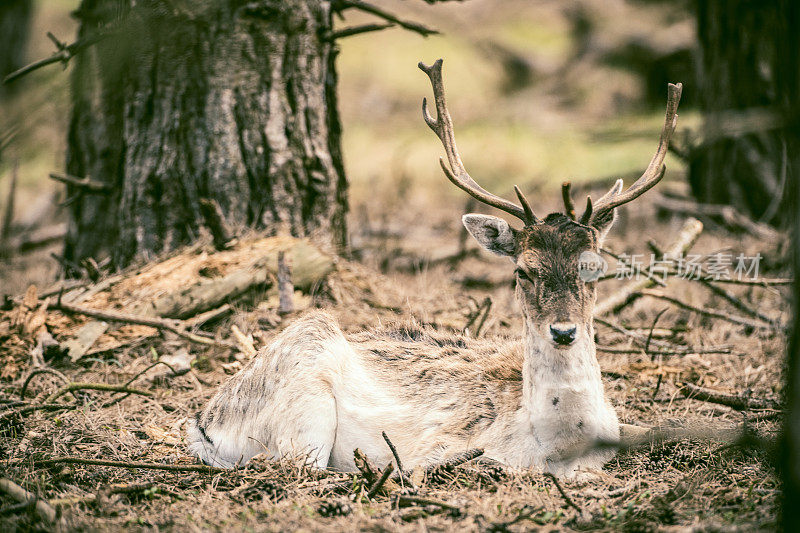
{"left": 780, "top": 2, "right": 800, "bottom": 527}
{"left": 65, "top": 0, "right": 348, "bottom": 268}
{"left": 0, "top": 0, "right": 32, "bottom": 84}
{"left": 688, "top": 0, "right": 795, "bottom": 227}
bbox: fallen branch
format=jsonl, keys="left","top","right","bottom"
{"left": 595, "top": 217, "right": 704, "bottom": 315}
{"left": 0, "top": 478, "right": 57, "bottom": 524}
{"left": 35, "top": 456, "right": 227, "bottom": 473}
{"left": 596, "top": 345, "right": 732, "bottom": 355}
{"left": 639, "top": 289, "right": 781, "bottom": 331}
{"left": 680, "top": 382, "right": 781, "bottom": 411}
{"left": 44, "top": 382, "right": 153, "bottom": 404}
{"left": 134, "top": 239, "right": 332, "bottom": 319}
{"left": 656, "top": 194, "right": 779, "bottom": 241}
{"left": 53, "top": 299, "right": 233, "bottom": 348}
{"left": 594, "top": 316, "right": 704, "bottom": 352}
{"left": 699, "top": 279, "right": 777, "bottom": 325}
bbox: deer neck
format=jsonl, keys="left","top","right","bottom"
{"left": 520, "top": 321, "right": 607, "bottom": 427}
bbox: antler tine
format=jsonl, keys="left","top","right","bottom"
{"left": 561, "top": 181, "right": 576, "bottom": 220}
{"left": 579, "top": 196, "right": 593, "bottom": 225}
{"left": 587, "top": 82, "right": 683, "bottom": 223}
{"left": 419, "top": 59, "right": 539, "bottom": 225}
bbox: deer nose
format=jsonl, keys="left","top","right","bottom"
{"left": 549, "top": 324, "right": 577, "bottom": 345}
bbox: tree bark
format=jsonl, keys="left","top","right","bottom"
{"left": 65, "top": 0, "right": 348, "bottom": 268}
{"left": 777, "top": 2, "right": 800, "bottom": 530}
{"left": 688, "top": 0, "right": 795, "bottom": 227}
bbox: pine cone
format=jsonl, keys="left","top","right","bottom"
{"left": 317, "top": 498, "right": 353, "bottom": 517}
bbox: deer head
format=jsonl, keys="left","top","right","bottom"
{"left": 419, "top": 59, "right": 682, "bottom": 348}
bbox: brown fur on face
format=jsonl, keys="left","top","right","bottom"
{"left": 513, "top": 213, "right": 599, "bottom": 340}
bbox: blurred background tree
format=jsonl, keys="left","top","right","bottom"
{"left": 0, "top": 0, "right": 33, "bottom": 91}
{"left": 688, "top": 0, "right": 796, "bottom": 227}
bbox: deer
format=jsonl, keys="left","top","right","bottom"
{"left": 187, "top": 59, "right": 682, "bottom": 478}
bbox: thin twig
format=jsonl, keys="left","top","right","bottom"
{"left": 49, "top": 482, "right": 155, "bottom": 506}
{"left": 3, "top": 31, "right": 106, "bottom": 85}
{"left": 639, "top": 289, "right": 781, "bottom": 331}
{"left": 327, "top": 22, "right": 394, "bottom": 40}
{"left": 645, "top": 308, "right": 669, "bottom": 358}
{"left": 680, "top": 382, "right": 781, "bottom": 411}
{"left": 101, "top": 361, "right": 180, "bottom": 408}
{"left": 20, "top": 368, "right": 73, "bottom": 401}
{"left": 0, "top": 403, "right": 76, "bottom": 422}
{"left": 35, "top": 456, "right": 227, "bottom": 473}
{"left": 382, "top": 431, "right": 404, "bottom": 473}
{"left": 48, "top": 172, "right": 111, "bottom": 193}
{"left": 595, "top": 217, "right": 703, "bottom": 315}
{"left": 396, "top": 495, "right": 460, "bottom": 512}
{"left": 543, "top": 473, "right": 583, "bottom": 515}
{"left": 425, "top": 448, "right": 484, "bottom": 474}
{"left": 699, "top": 279, "right": 776, "bottom": 325}
{"left": 594, "top": 316, "right": 706, "bottom": 352}
{"left": 474, "top": 297, "right": 492, "bottom": 337}
{"left": 699, "top": 276, "right": 792, "bottom": 286}
{"left": 335, "top": 0, "right": 438, "bottom": 36}
{"left": 366, "top": 462, "right": 394, "bottom": 498}
{"left": 277, "top": 251, "right": 295, "bottom": 315}
{"left": 44, "top": 382, "right": 153, "bottom": 404}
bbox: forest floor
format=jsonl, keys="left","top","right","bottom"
{"left": 0, "top": 0, "right": 788, "bottom": 531}
{"left": 0, "top": 183, "right": 788, "bottom": 531}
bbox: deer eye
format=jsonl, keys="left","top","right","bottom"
{"left": 515, "top": 268, "right": 536, "bottom": 283}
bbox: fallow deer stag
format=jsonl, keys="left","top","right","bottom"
{"left": 188, "top": 59, "right": 682, "bottom": 478}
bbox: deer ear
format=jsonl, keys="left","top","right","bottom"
{"left": 462, "top": 214, "right": 518, "bottom": 257}
{"left": 592, "top": 179, "right": 623, "bottom": 243}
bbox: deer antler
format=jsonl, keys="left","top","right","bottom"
{"left": 581, "top": 83, "right": 683, "bottom": 226}
{"left": 419, "top": 59, "right": 539, "bottom": 225}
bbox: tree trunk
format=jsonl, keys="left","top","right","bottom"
{"left": 779, "top": 1, "right": 800, "bottom": 527}
{"left": 65, "top": 0, "right": 348, "bottom": 269}
{"left": 0, "top": 0, "right": 32, "bottom": 84}
{"left": 688, "top": 0, "right": 795, "bottom": 227}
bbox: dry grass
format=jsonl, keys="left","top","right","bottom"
{"left": 0, "top": 185, "right": 787, "bottom": 531}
